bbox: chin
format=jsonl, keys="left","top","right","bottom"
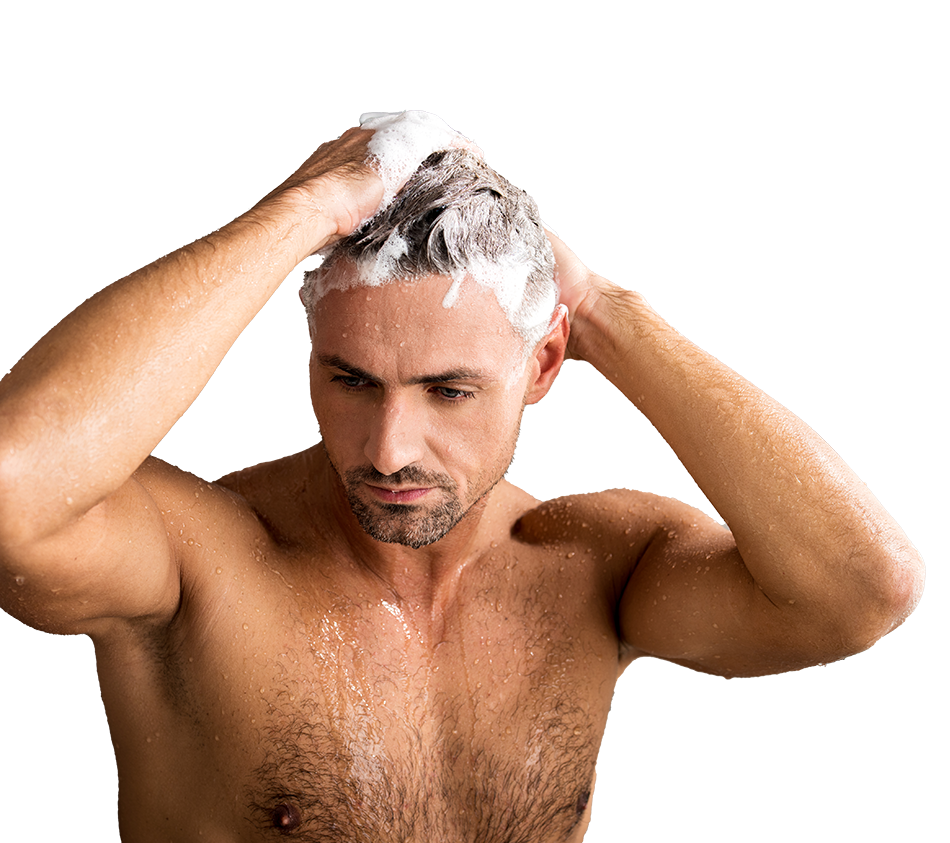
{"left": 348, "top": 493, "right": 465, "bottom": 549}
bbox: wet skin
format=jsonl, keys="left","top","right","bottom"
{"left": 0, "top": 126, "right": 921, "bottom": 843}
{"left": 93, "top": 277, "right": 647, "bottom": 841}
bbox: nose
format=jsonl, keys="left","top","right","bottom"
{"left": 364, "top": 396, "right": 425, "bottom": 477}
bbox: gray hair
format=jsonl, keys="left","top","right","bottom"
{"left": 300, "top": 149, "right": 557, "bottom": 349}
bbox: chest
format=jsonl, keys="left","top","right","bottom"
{"left": 169, "top": 546, "right": 620, "bottom": 841}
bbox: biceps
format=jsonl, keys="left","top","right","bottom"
{"left": 0, "top": 476, "right": 180, "bottom": 636}
{"left": 620, "top": 527, "right": 740, "bottom": 656}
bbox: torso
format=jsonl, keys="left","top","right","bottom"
{"left": 94, "top": 449, "right": 647, "bottom": 842}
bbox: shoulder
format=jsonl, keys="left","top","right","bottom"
{"left": 132, "top": 459, "right": 262, "bottom": 560}
{"left": 215, "top": 452, "right": 298, "bottom": 489}
{"left": 506, "top": 489, "right": 671, "bottom": 596}
{"left": 512, "top": 487, "right": 707, "bottom": 549}
{"left": 213, "top": 448, "right": 320, "bottom": 547}
{"left": 134, "top": 456, "right": 252, "bottom": 521}
{"left": 215, "top": 447, "right": 314, "bottom": 496}
{"left": 511, "top": 487, "right": 732, "bottom": 594}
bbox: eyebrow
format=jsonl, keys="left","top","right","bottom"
{"left": 317, "top": 354, "right": 493, "bottom": 386}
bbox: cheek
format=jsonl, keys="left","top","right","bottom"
{"left": 310, "top": 388, "right": 363, "bottom": 449}
{"left": 438, "top": 400, "right": 522, "bottom": 464}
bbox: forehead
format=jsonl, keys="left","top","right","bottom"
{"left": 310, "top": 274, "right": 525, "bottom": 378}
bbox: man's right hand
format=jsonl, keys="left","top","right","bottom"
{"left": 255, "top": 126, "right": 385, "bottom": 252}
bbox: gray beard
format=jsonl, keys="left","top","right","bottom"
{"left": 346, "top": 492, "right": 465, "bottom": 549}
{"left": 339, "top": 464, "right": 466, "bottom": 549}
{"left": 325, "top": 421, "right": 521, "bottom": 549}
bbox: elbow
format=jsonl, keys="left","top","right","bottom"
{"left": 836, "top": 539, "right": 926, "bottom": 655}
{"left": 877, "top": 540, "right": 925, "bottom": 633}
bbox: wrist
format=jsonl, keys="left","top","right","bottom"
{"left": 261, "top": 167, "right": 384, "bottom": 252}
{"left": 569, "top": 281, "right": 655, "bottom": 365}
{"left": 241, "top": 185, "right": 340, "bottom": 265}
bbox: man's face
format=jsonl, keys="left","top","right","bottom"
{"left": 309, "top": 273, "right": 535, "bottom": 548}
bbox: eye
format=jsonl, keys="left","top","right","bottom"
{"left": 433, "top": 386, "right": 474, "bottom": 401}
{"left": 333, "top": 374, "right": 371, "bottom": 390}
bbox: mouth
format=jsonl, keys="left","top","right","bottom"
{"left": 365, "top": 484, "right": 434, "bottom": 504}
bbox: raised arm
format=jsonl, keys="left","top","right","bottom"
{"left": 550, "top": 233, "right": 924, "bottom": 677}
{"left": 0, "top": 127, "right": 383, "bottom": 636}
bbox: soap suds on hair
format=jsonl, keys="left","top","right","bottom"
{"left": 360, "top": 111, "right": 480, "bottom": 211}
{"left": 302, "top": 117, "right": 558, "bottom": 351}
{"left": 361, "top": 230, "right": 409, "bottom": 287}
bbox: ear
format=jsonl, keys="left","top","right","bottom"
{"left": 524, "top": 305, "right": 569, "bottom": 405}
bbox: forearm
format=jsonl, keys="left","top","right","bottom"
{"left": 572, "top": 284, "right": 922, "bottom": 621}
{"left": 0, "top": 195, "right": 329, "bottom": 544}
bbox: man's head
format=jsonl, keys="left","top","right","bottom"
{"left": 302, "top": 149, "right": 567, "bottom": 548}
{"left": 300, "top": 149, "right": 559, "bottom": 352}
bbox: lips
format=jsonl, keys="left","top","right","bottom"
{"left": 366, "top": 484, "right": 432, "bottom": 504}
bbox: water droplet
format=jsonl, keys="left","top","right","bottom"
{"left": 14, "top": 575, "right": 25, "bottom": 586}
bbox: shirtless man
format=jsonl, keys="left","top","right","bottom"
{"left": 0, "top": 113, "right": 924, "bottom": 842}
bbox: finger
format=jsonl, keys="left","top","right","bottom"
{"left": 545, "top": 229, "right": 584, "bottom": 278}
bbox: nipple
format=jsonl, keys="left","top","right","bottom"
{"left": 575, "top": 789, "right": 591, "bottom": 815}
{"left": 271, "top": 802, "right": 302, "bottom": 834}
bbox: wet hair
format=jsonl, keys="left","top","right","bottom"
{"left": 300, "top": 149, "right": 558, "bottom": 349}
